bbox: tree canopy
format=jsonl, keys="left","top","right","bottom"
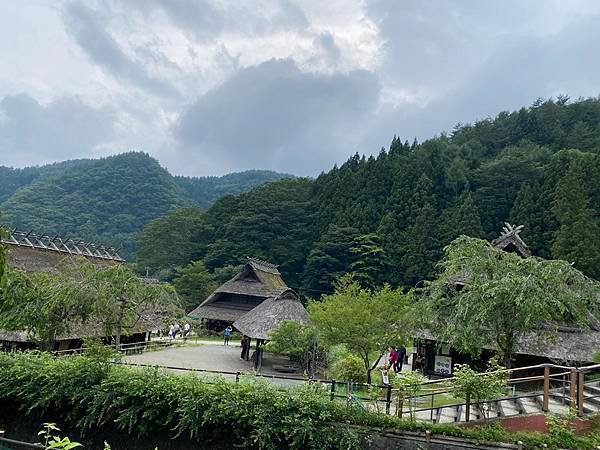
{"left": 0, "top": 260, "right": 181, "bottom": 349}
{"left": 134, "top": 98, "right": 600, "bottom": 294}
{"left": 420, "top": 236, "right": 600, "bottom": 366}
{"left": 308, "top": 278, "right": 413, "bottom": 383}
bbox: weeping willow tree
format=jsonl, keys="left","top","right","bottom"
{"left": 420, "top": 236, "right": 600, "bottom": 367}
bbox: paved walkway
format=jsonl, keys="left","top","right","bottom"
{"left": 124, "top": 342, "right": 300, "bottom": 385}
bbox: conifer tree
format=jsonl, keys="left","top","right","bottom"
{"left": 349, "top": 233, "right": 389, "bottom": 289}
{"left": 509, "top": 182, "right": 548, "bottom": 257}
{"left": 552, "top": 163, "right": 600, "bottom": 279}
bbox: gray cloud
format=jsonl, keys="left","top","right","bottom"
{"left": 359, "top": 13, "right": 600, "bottom": 151}
{"left": 62, "top": 1, "right": 180, "bottom": 98}
{"left": 0, "top": 94, "right": 114, "bottom": 166}
{"left": 174, "top": 58, "right": 379, "bottom": 175}
{"left": 128, "top": 0, "right": 309, "bottom": 40}
{"left": 3, "top": 1, "right": 600, "bottom": 176}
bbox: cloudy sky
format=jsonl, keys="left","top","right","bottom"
{"left": 1, "top": 1, "right": 600, "bottom": 176}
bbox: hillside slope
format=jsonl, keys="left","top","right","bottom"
{"left": 136, "top": 97, "right": 600, "bottom": 291}
{"left": 0, "top": 154, "right": 292, "bottom": 259}
{"left": 175, "top": 170, "right": 294, "bottom": 209}
{"left": 1, "top": 152, "right": 190, "bottom": 258}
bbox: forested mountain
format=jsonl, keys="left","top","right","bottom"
{"left": 0, "top": 153, "right": 291, "bottom": 259}
{"left": 175, "top": 170, "right": 294, "bottom": 209}
{"left": 137, "top": 97, "right": 600, "bottom": 297}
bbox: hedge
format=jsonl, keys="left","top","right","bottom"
{"left": 0, "top": 352, "right": 599, "bottom": 449}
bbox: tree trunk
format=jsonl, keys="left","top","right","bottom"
{"left": 115, "top": 299, "right": 125, "bottom": 352}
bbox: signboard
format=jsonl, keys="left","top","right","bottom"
{"left": 434, "top": 355, "right": 452, "bottom": 376}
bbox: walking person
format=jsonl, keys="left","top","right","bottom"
{"left": 183, "top": 322, "right": 191, "bottom": 341}
{"left": 223, "top": 325, "right": 233, "bottom": 345}
{"left": 240, "top": 335, "right": 250, "bottom": 360}
{"left": 388, "top": 346, "right": 398, "bottom": 372}
{"left": 168, "top": 323, "right": 175, "bottom": 340}
{"left": 396, "top": 345, "right": 407, "bottom": 373}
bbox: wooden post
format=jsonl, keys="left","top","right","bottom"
{"left": 570, "top": 369, "right": 577, "bottom": 407}
{"left": 578, "top": 371, "right": 585, "bottom": 417}
{"left": 465, "top": 392, "right": 471, "bottom": 422}
{"left": 385, "top": 385, "right": 392, "bottom": 414}
{"left": 543, "top": 366, "right": 550, "bottom": 412}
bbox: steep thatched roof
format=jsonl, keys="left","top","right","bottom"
{"left": 233, "top": 288, "right": 308, "bottom": 340}
{"left": 491, "top": 223, "right": 530, "bottom": 257}
{"left": 188, "top": 258, "right": 287, "bottom": 320}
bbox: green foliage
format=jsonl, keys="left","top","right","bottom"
{"left": 421, "top": 236, "right": 600, "bottom": 366}
{"left": 267, "top": 321, "right": 321, "bottom": 375}
{"left": 38, "top": 423, "right": 83, "bottom": 450}
{"left": 551, "top": 155, "right": 600, "bottom": 279}
{"left": 172, "top": 261, "right": 218, "bottom": 312}
{"left": 309, "top": 278, "right": 412, "bottom": 383}
{"left": 175, "top": 170, "right": 294, "bottom": 209}
{"left": 452, "top": 361, "right": 508, "bottom": 420}
{"left": 0, "top": 352, "right": 359, "bottom": 449}
{"left": 0, "top": 154, "right": 290, "bottom": 261}
{"left": 3, "top": 353, "right": 600, "bottom": 449}
{"left": 0, "top": 261, "right": 181, "bottom": 349}
{"left": 330, "top": 354, "right": 366, "bottom": 383}
{"left": 1, "top": 152, "right": 190, "bottom": 260}
{"left": 394, "top": 371, "right": 427, "bottom": 420}
{"left": 136, "top": 207, "right": 212, "bottom": 279}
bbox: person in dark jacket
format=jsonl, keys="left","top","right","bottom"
{"left": 395, "top": 345, "right": 407, "bottom": 373}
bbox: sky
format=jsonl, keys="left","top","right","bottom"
{"left": 1, "top": 1, "right": 600, "bottom": 176}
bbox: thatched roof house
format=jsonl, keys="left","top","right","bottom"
{"left": 189, "top": 258, "right": 289, "bottom": 323}
{"left": 0, "top": 229, "right": 154, "bottom": 351}
{"left": 233, "top": 288, "right": 308, "bottom": 340}
{"left": 415, "top": 224, "right": 600, "bottom": 375}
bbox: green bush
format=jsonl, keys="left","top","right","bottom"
{"left": 3, "top": 353, "right": 600, "bottom": 449}
{"left": 330, "top": 354, "right": 366, "bottom": 383}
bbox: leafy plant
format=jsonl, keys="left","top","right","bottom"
{"left": 38, "top": 423, "right": 83, "bottom": 450}
{"left": 330, "top": 354, "right": 367, "bottom": 383}
{"left": 394, "top": 371, "right": 427, "bottom": 421}
{"left": 451, "top": 361, "right": 508, "bottom": 420}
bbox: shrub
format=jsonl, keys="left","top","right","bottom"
{"left": 330, "top": 354, "right": 366, "bottom": 383}
{"left": 3, "top": 353, "right": 600, "bottom": 449}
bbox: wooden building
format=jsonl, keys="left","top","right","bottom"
{"left": 189, "top": 259, "right": 308, "bottom": 369}
{"left": 189, "top": 258, "right": 288, "bottom": 326}
{"left": 0, "top": 229, "right": 156, "bottom": 352}
{"left": 414, "top": 223, "right": 600, "bottom": 377}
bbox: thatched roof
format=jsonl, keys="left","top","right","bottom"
{"left": 3, "top": 229, "right": 124, "bottom": 274}
{"left": 233, "top": 288, "right": 308, "bottom": 340}
{"left": 491, "top": 223, "right": 530, "bottom": 257}
{"left": 0, "top": 306, "right": 164, "bottom": 343}
{"left": 417, "top": 327, "right": 600, "bottom": 363}
{"left": 188, "top": 258, "right": 287, "bottom": 320}
{"left": 2, "top": 229, "right": 125, "bottom": 262}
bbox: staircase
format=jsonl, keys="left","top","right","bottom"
{"left": 402, "top": 381, "right": 600, "bottom": 424}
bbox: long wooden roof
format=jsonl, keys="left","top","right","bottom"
{"left": 1, "top": 229, "right": 124, "bottom": 262}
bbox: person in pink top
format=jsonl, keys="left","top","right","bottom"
{"left": 387, "top": 346, "right": 398, "bottom": 371}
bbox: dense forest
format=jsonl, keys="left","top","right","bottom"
{"left": 136, "top": 97, "right": 600, "bottom": 302}
{"left": 0, "top": 153, "right": 290, "bottom": 258}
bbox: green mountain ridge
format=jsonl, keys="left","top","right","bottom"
{"left": 0, "top": 152, "right": 293, "bottom": 259}
{"left": 136, "top": 97, "right": 600, "bottom": 292}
